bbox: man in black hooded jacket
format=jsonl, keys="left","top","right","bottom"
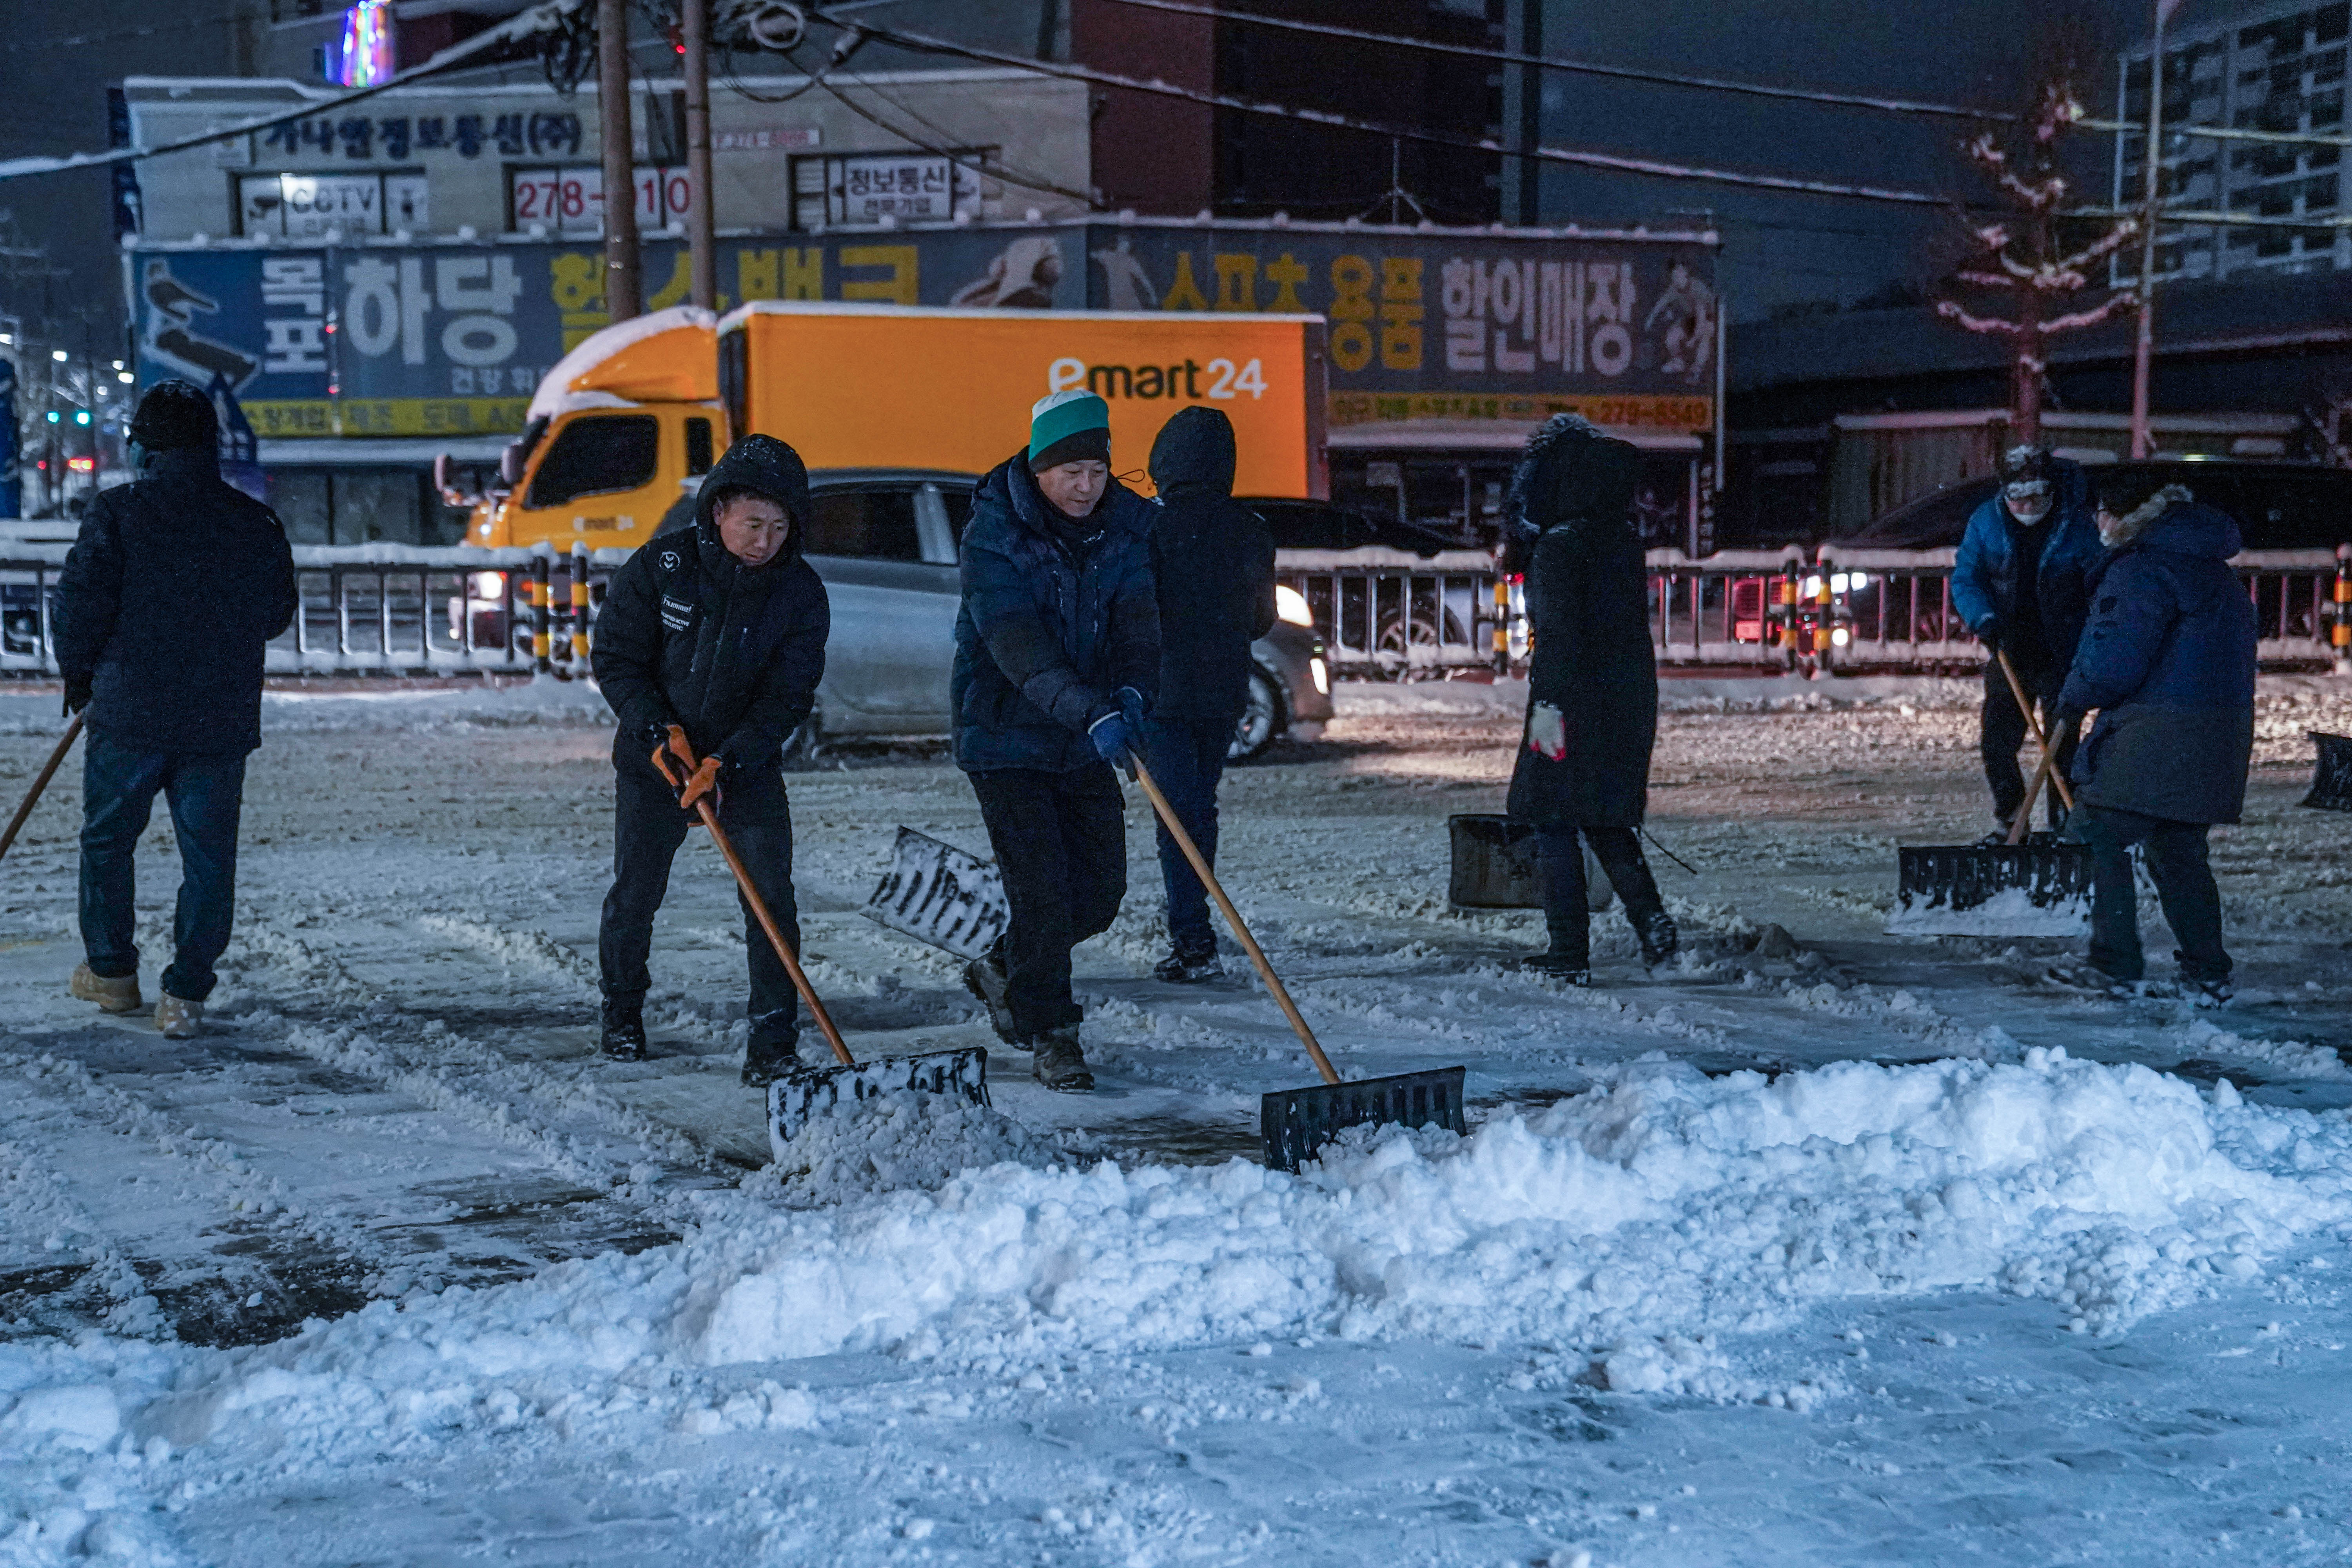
{"left": 591, "top": 434, "right": 829, "bottom": 1085}
{"left": 1141, "top": 407, "right": 1275, "bottom": 982}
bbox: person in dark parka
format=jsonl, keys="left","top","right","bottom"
{"left": 1951, "top": 445, "right": 2103, "bottom": 836}
{"left": 1501, "top": 414, "right": 1676, "bottom": 984}
{"left": 1141, "top": 406, "right": 1276, "bottom": 982}
{"left": 592, "top": 434, "right": 829, "bottom": 1084}
{"left": 954, "top": 390, "right": 1160, "bottom": 1091}
{"left": 2054, "top": 478, "right": 2256, "bottom": 1002}
{"left": 54, "top": 380, "right": 298, "bottom": 1038}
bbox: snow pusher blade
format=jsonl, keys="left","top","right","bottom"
{"left": 1889, "top": 840, "right": 2092, "bottom": 935}
{"left": 1261, "top": 1067, "right": 1467, "bottom": 1174}
{"left": 863, "top": 828, "right": 1009, "bottom": 960}
{"left": 1129, "top": 756, "right": 1468, "bottom": 1171}
{"left": 766, "top": 1046, "right": 990, "bottom": 1157}
{"left": 1890, "top": 708, "right": 2088, "bottom": 936}
{"left": 649, "top": 730, "right": 988, "bottom": 1156}
{"left": 2301, "top": 731, "right": 2352, "bottom": 813}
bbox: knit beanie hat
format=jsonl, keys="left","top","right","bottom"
{"left": 129, "top": 379, "right": 218, "bottom": 452}
{"left": 1028, "top": 389, "right": 1111, "bottom": 472}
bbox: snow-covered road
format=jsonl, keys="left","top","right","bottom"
{"left": 3, "top": 674, "right": 2350, "bottom": 1566}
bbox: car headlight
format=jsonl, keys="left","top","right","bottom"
{"left": 469, "top": 572, "right": 506, "bottom": 600}
{"left": 1309, "top": 656, "right": 1329, "bottom": 695}
{"left": 1275, "top": 584, "right": 1314, "bottom": 627}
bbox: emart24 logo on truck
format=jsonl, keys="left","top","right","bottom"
{"left": 1048, "top": 354, "right": 1270, "bottom": 403}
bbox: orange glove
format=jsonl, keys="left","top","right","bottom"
{"left": 675, "top": 755, "right": 724, "bottom": 812}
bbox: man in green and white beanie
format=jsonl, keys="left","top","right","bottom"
{"left": 948, "top": 388, "right": 1160, "bottom": 1091}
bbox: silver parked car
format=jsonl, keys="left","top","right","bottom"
{"left": 794, "top": 469, "right": 1332, "bottom": 759}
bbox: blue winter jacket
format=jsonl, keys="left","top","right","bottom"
{"left": 1949, "top": 459, "right": 2102, "bottom": 669}
{"left": 2058, "top": 492, "right": 2256, "bottom": 824}
{"left": 951, "top": 453, "right": 1160, "bottom": 773}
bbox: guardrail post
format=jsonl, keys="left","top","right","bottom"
{"left": 1491, "top": 572, "right": 1509, "bottom": 675}
{"left": 530, "top": 550, "right": 552, "bottom": 677}
{"left": 1777, "top": 554, "right": 1800, "bottom": 673}
{"left": 2328, "top": 543, "right": 2352, "bottom": 675}
{"left": 1812, "top": 547, "right": 1835, "bottom": 678}
{"left": 570, "top": 541, "right": 592, "bottom": 673}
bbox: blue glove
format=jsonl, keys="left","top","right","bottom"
{"left": 1117, "top": 685, "right": 1149, "bottom": 734}
{"left": 1089, "top": 710, "right": 1137, "bottom": 776}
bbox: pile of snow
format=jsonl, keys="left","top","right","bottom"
{"left": 764, "top": 1089, "right": 1069, "bottom": 1210}
{"left": 1885, "top": 886, "right": 2089, "bottom": 937}
{"left": 8, "top": 1047, "right": 2352, "bottom": 1484}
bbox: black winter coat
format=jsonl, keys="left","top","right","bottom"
{"left": 592, "top": 435, "right": 828, "bottom": 788}
{"left": 1504, "top": 422, "right": 1657, "bottom": 829}
{"left": 1147, "top": 407, "right": 1276, "bottom": 724}
{"left": 952, "top": 452, "right": 1159, "bottom": 773}
{"left": 54, "top": 449, "right": 297, "bottom": 755}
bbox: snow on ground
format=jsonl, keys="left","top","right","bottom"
{"left": 2, "top": 675, "right": 2351, "bottom": 1566}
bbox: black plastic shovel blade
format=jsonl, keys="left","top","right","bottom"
{"left": 1889, "top": 840, "right": 2093, "bottom": 936}
{"left": 2302, "top": 731, "right": 2352, "bottom": 813}
{"left": 1260, "top": 1065, "right": 1468, "bottom": 1173}
{"left": 766, "top": 1046, "right": 991, "bottom": 1162}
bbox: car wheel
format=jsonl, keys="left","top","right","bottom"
{"left": 1228, "top": 668, "right": 1282, "bottom": 761}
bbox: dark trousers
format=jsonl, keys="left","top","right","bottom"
{"left": 78, "top": 738, "right": 248, "bottom": 1002}
{"left": 1143, "top": 716, "right": 1232, "bottom": 954}
{"left": 1982, "top": 655, "right": 2074, "bottom": 828}
{"left": 2068, "top": 805, "right": 2229, "bottom": 984}
{"left": 970, "top": 764, "right": 1127, "bottom": 1039}
{"left": 598, "top": 768, "right": 800, "bottom": 1046}
{"left": 1537, "top": 825, "right": 1666, "bottom": 966}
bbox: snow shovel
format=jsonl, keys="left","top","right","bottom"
{"left": 649, "top": 729, "right": 988, "bottom": 1158}
{"left": 0, "top": 713, "right": 83, "bottom": 866}
{"left": 863, "top": 827, "right": 1010, "bottom": 960}
{"left": 1993, "top": 650, "right": 2074, "bottom": 813}
{"left": 1129, "top": 754, "right": 1465, "bottom": 1173}
{"left": 1889, "top": 713, "right": 2090, "bottom": 937}
{"left": 2301, "top": 731, "right": 2352, "bottom": 813}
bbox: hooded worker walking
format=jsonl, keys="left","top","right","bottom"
{"left": 54, "top": 380, "right": 297, "bottom": 1037}
{"left": 2053, "top": 477, "right": 2256, "bottom": 1003}
{"left": 1142, "top": 406, "right": 1276, "bottom": 982}
{"left": 955, "top": 390, "right": 1159, "bottom": 1091}
{"left": 591, "top": 434, "right": 829, "bottom": 1084}
{"left": 1501, "top": 414, "right": 1677, "bottom": 984}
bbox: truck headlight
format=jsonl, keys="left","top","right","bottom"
{"left": 1276, "top": 584, "right": 1314, "bottom": 627}
{"left": 1309, "top": 656, "right": 1329, "bottom": 695}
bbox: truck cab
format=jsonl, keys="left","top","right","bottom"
{"left": 439, "top": 305, "right": 726, "bottom": 551}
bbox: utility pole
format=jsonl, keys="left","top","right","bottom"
{"left": 597, "top": 0, "right": 642, "bottom": 323}
{"left": 2129, "top": 0, "right": 2180, "bottom": 461}
{"left": 682, "top": 0, "right": 716, "bottom": 310}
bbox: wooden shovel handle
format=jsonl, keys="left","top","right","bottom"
{"left": 2006, "top": 714, "right": 2080, "bottom": 846}
{"left": 0, "top": 713, "right": 82, "bottom": 865}
{"left": 1995, "top": 649, "right": 2075, "bottom": 812}
{"left": 1131, "top": 754, "right": 1341, "bottom": 1087}
{"left": 653, "top": 727, "right": 855, "bottom": 1068}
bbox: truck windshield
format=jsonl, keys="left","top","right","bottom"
{"left": 525, "top": 414, "right": 660, "bottom": 509}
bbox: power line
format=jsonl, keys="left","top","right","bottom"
{"left": 811, "top": 9, "right": 1962, "bottom": 210}
{"left": 1099, "top": 0, "right": 2010, "bottom": 125}
{"left": 2078, "top": 115, "right": 2352, "bottom": 151}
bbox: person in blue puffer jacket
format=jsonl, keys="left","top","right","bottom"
{"left": 2054, "top": 477, "right": 2257, "bottom": 1002}
{"left": 951, "top": 390, "right": 1160, "bottom": 1092}
{"left": 1950, "top": 445, "right": 2103, "bottom": 836}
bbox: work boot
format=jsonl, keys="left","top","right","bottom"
{"left": 963, "top": 946, "right": 1018, "bottom": 1045}
{"left": 599, "top": 993, "right": 648, "bottom": 1060}
{"left": 2188, "top": 976, "right": 2235, "bottom": 1009}
{"left": 70, "top": 963, "right": 142, "bottom": 1014}
{"left": 742, "top": 1032, "right": 798, "bottom": 1088}
{"left": 1153, "top": 941, "right": 1222, "bottom": 984}
{"left": 1975, "top": 822, "right": 2014, "bottom": 846}
{"left": 1509, "top": 951, "right": 1592, "bottom": 985}
{"left": 1029, "top": 1025, "right": 1093, "bottom": 1093}
{"left": 154, "top": 993, "right": 203, "bottom": 1039}
{"left": 1636, "top": 911, "right": 1680, "bottom": 969}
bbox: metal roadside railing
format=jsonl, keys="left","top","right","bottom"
{"left": 2, "top": 540, "right": 2345, "bottom": 681}
{"left": 0, "top": 542, "right": 626, "bottom": 680}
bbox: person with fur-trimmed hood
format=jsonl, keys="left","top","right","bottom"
{"left": 953, "top": 390, "right": 1159, "bottom": 1092}
{"left": 2052, "top": 476, "right": 2256, "bottom": 1004}
{"left": 1501, "top": 414, "right": 1677, "bottom": 985}
{"left": 591, "top": 434, "right": 829, "bottom": 1084}
{"left": 1951, "top": 444, "right": 2103, "bottom": 837}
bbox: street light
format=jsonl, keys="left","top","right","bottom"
{"left": 50, "top": 348, "right": 67, "bottom": 362}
